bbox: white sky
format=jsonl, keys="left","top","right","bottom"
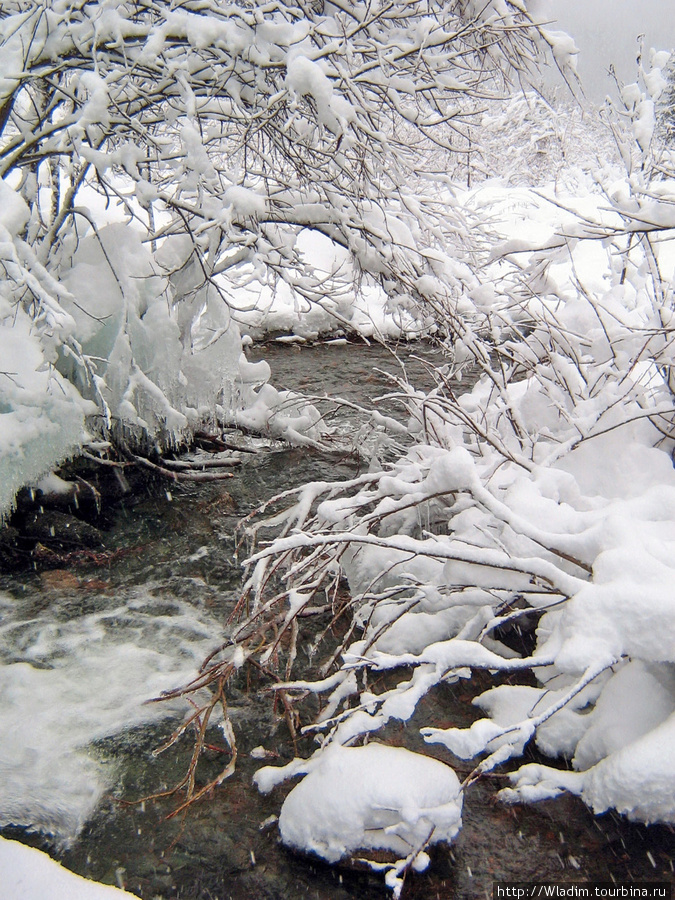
{"left": 545, "top": 0, "right": 675, "bottom": 99}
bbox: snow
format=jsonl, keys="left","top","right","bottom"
{"left": 239, "top": 140, "right": 675, "bottom": 854}
{"left": 505, "top": 705, "right": 675, "bottom": 824}
{"left": 0, "top": 306, "right": 91, "bottom": 520}
{"left": 286, "top": 55, "right": 333, "bottom": 110}
{"left": 230, "top": 229, "right": 426, "bottom": 343}
{"left": 543, "top": 29, "right": 579, "bottom": 73}
{"left": 572, "top": 661, "right": 675, "bottom": 771}
{"left": 0, "top": 837, "right": 138, "bottom": 900}
{"left": 259, "top": 743, "right": 462, "bottom": 897}
{"left": 0, "top": 180, "right": 30, "bottom": 234}
{"left": 76, "top": 71, "right": 111, "bottom": 130}
{"left": 579, "top": 711, "right": 675, "bottom": 823}
{"left": 222, "top": 185, "right": 266, "bottom": 220}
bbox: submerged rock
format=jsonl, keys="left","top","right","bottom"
{"left": 261, "top": 742, "right": 463, "bottom": 895}
{"left": 0, "top": 525, "right": 24, "bottom": 572}
{"left": 20, "top": 510, "right": 104, "bottom": 551}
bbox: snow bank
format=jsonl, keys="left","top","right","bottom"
{"left": 231, "top": 229, "right": 428, "bottom": 343}
{"left": 0, "top": 837, "right": 138, "bottom": 900}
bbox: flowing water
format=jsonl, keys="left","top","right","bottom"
{"left": 0, "top": 341, "right": 673, "bottom": 899}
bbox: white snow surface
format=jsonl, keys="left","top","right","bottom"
{"left": 262, "top": 743, "right": 462, "bottom": 895}
{"left": 0, "top": 837, "right": 138, "bottom": 900}
{"left": 0, "top": 306, "right": 91, "bottom": 518}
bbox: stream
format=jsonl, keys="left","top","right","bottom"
{"left": 0, "top": 341, "right": 673, "bottom": 899}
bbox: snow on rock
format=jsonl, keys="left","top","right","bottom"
{"left": 266, "top": 743, "right": 462, "bottom": 896}
{"left": 0, "top": 837, "right": 138, "bottom": 900}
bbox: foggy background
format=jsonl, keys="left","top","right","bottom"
{"left": 545, "top": 0, "right": 675, "bottom": 99}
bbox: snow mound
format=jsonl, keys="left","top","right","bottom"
{"left": 274, "top": 743, "right": 462, "bottom": 896}
{"left": 580, "top": 710, "right": 675, "bottom": 823}
{"left": 0, "top": 837, "right": 138, "bottom": 900}
{"left": 503, "top": 663, "right": 675, "bottom": 825}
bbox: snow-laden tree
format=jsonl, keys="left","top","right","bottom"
{"left": 156, "top": 44, "right": 675, "bottom": 897}
{"left": 471, "top": 91, "right": 620, "bottom": 187}
{"left": 0, "top": 0, "right": 565, "bottom": 518}
{"left": 654, "top": 49, "right": 675, "bottom": 145}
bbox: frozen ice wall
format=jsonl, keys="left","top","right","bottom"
{"left": 0, "top": 201, "right": 247, "bottom": 519}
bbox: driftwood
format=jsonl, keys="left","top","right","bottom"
{"left": 81, "top": 443, "right": 246, "bottom": 481}
{"left": 159, "top": 457, "right": 241, "bottom": 470}
{"left": 131, "top": 455, "right": 235, "bottom": 481}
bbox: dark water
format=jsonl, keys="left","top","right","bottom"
{"left": 1, "top": 341, "right": 674, "bottom": 899}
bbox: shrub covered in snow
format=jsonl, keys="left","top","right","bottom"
{"left": 0, "top": 0, "right": 563, "bottom": 519}
{"left": 185, "top": 48, "right": 675, "bottom": 893}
